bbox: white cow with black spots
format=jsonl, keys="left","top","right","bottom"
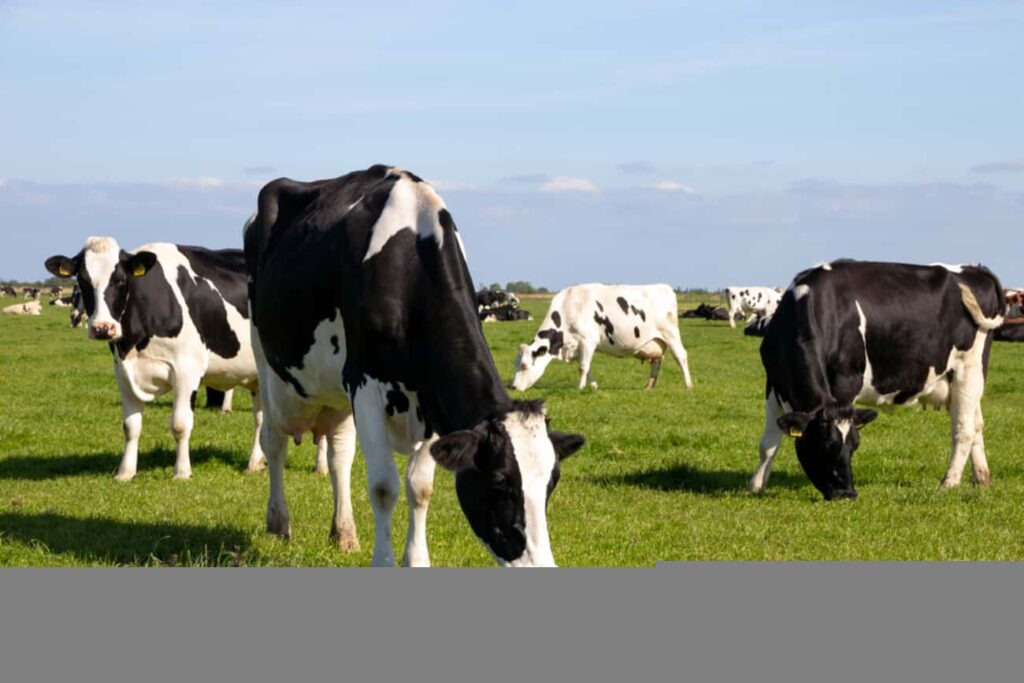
{"left": 726, "top": 286, "right": 783, "bottom": 329}
{"left": 512, "top": 284, "right": 694, "bottom": 391}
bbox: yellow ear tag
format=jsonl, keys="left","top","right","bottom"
{"left": 788, "top": 427, "right": 803, "bottom": 438}
{"left": 133, "top": 265, "right": 147, "bottom": 277}
{"left": 59, "top": 267, "right": 71, "bottom": 277}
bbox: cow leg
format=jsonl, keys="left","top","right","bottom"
{"left": 170, "top": 374, "right": 201, "bottom": 480}
{"left": 942, "top": 367, "right": 985, "bottom": 488}
{"left": 116, "top": 389, "right": 144, "bottom": 482}
{"left": 221, "top": 388, "right": 234, "bottom": 415}
{"left": 327, "top": 411, "right": 359, "bottom": 551}
{"left": 578, "top": 344, "right": 597, "bottom": 390}
{"left": 245, "top": 390, "right": 266, "bottom": 473}
{"left": 313, "top": 434, "right": 329, "bottom": 474}
{"left": 402, "top": 438, "right": 438, "bottom": 567}
{"left": 969, "top": 405, "right": 992, "bottom": 486}
{"left": 644, "top": 358, "right": 662, "bottom": 391}
{"left": 353, "top": 390, "right": 401, "bottom": 567}
{"left": 750, "top": 395, "right": 784, "bottom": 492}
{"left": 261, "top": 425, "right": 291, "bottom": 539}
{"left": 729, "top": 304, "right": 739, "bottom": 329}
{"left": 665, "top": 331, "right": 694, "bottom": 389}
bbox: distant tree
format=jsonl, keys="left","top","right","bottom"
{"left": 505, "top": 281, "right": 541, "bottom": 294}
{"left": 488, "top": 283, "right": 502, "bottom": 291}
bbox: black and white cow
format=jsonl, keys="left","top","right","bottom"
{"left": 512, "top": 284, "right": 693, "bottom": 391}
{"left": 751, "top": 260, "right": 1005, "bottom": 500}
{"left": 726, "top": 286, "right": 782, "bottom": 329}
{"left": 22, "top": 287, "right": 40, "bottom": 300}
{"left": 0, "top": 285, "right": 17, "bottom": 297}
{"left": 680, "top": 302, "right": 730, "bottom": 320}
{"left": 45, "top": 237, "right": 273, "bottom": 480}
{"left": 481, "top": 303, "right": 533, "bottom": 322}
{"left": 476, "top": 289, "right": 519, "bottom": 308}
{"left": 245, "top": 165, "right": 585, "bottom": 567}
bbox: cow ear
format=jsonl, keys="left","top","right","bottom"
{"left": 853, "top": 409, "right": 878, "bottom": 428}
{"left": 777, "top": 412, "right": 811, "bottom": 438}
{"left": 549, "top": 431, "right": 585, "bottom": 461}
{"left": 430, "top": 430, "right": 481, "bottom": 472}
{"left": 45, "top": 255, "right": 75, "bottom": 278}
{"left": 126, "top": 251, "right": 158, "bottom": 278}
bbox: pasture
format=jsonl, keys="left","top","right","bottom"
{"left": 2, "top": 292, "right": 1024, "bottom": 566}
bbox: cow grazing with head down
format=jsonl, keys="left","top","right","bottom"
{"left": 245, "top": 164, "right": 585, "bottom": 567}
{"left": 512, "top": 284, "right": 693, "bottom": 392}
{"left": 726, "top": 286, "right": 782, "bottom": 329}
{"left": 0, "top": 286, "right": 17, "bottom": 297}
{"left": 751, "top": 260, "right": 1005, "bottom": 501}
{"left": 44, "top": 237, "right": 277, "bottom": 480}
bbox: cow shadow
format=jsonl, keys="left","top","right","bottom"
{"left": 0, "top": 446, "right": 245, "bottom": 481}
{"left": 597, "top": 462, "right": 808, "bottom": 496}
{"left": 0, "top": 512, "right": 248, "bottom": 566}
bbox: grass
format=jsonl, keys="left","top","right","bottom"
{"left": 2, "top": 292, "right": 1024, "bottom": 566}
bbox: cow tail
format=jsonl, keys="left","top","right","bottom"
{"left": 958, "top": 282, "right": 1004, "bottom": 331}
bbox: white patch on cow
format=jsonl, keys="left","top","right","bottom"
{"left": 931, "top": 262, "right": 963, "bottom": 273}
{"left": 793, "top": 284, "right": 811, "bottom": 300}
{"left": 814, "top": 261, "right": 832, "bottom": 271}
{"left": 835, "top": 419, "right": 852, "bottom": 442}
{"left": 82, "top": 236, "right": 123, "bottom": 337}
{"left": 363, "top": 175, "right": 448, "bottom": 261}
{"left": 501, "top": 409, "right": 558, "bottom": 567}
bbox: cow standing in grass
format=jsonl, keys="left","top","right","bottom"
{"left": 512, "top": 284, "right": 693, "bottom": 391}
{"left": 726, "top": 286, "right": 782, "bottom": 329}
{"left": 751, "top": 260, "right": 1004, "bottom": 500}
{"left": 245, "top": 165, "right": 585, "bottom": 566}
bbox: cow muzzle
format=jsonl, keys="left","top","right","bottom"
{"left": 89, "top": 321, "right": 120, "bottom": 341}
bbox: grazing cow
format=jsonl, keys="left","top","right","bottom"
{"left": 751, "top": 260, "right": 1004, "bottom": 501}
{"left": 3, "top": 301, "right": 42, "bottom": 316}
{"left": 245, "top": 164, "right": 585, "bottom": 566}
{"left": 726, "top": 286, "right": 782, "bottom": 329}
{"left": 744, "top": 316, "right": 772, "bottom": 337}
{"left": 44, "top": 237, "right": 272, "bottom": 480}
{"left": 481, "top": 303, "right": 533, "bottom": 322}
{"left": 512, "top": 284, "right": 693, "bottom": 391}
{"left": 0, "top": 286, "right": 17, "bottom": 297}
{"left": 680, "top": 302, "right": 730, "bottom": 320}
{"left": 22, "top": 287, "right": 40, "bottom": 300}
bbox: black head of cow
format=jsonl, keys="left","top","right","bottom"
{"left": 430, "top": 400, "right": 585, "bottom": 566}
{"left": 45, "top": 237, "right": 158, "bottom": 341}
{"left": 778, "top": 404, "right": 878, "bottom": 501}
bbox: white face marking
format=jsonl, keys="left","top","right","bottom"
{"left": 501, "top": 410, "right": 558, "bottom": 567}
{"left": 836, "top": 419, "right": 852, "bottom": 442}
{"left": 82, "top": 236, "right": 123, "bottom": 338}
{"left": 363, "top": 176, "right": 448, "bottom": 261}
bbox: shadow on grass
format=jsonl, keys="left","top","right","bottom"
{"left": 0, "top": 512, "right": 248, "bottom": 565}
{"left": 595, "top": 462, "right": 809, "bottom": 495}
{"left": 0, "top": 446, "right": 245, "bottom": 481}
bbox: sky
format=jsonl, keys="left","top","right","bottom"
{"left": 2, "top": 0, "right": 1023, "bottom": 288}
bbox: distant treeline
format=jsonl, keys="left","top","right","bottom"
{"left": 482, "top": 282, "right": 726, "bottom": 296}
{"left": 0, "top": 277, "right": 74, "bottom": 288}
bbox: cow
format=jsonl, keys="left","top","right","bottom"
{"left": 512, "top": 284, "right": 693, "bottom": 391}
{"left": 44, "top": 237, "right": 274, "bottom": 481}
{"left": 22, "top": 287, "right": 40, "bottom": 300}
{"left": 48, "top": 286, "right": 64, "bottom": 297}
{"left": 50, "top": 296, "right": 72, "bottom": 308}
{"left": 0, "top": 286, "right": 17, "bottom": 297}
{"left": 726, "top": 286, "right": 783, "bottom": 329}
{"left": 476, "top": 289, "right": 519, "bottom": 309}
{"left": 244, "top": 164, "right": 585, "bottom": 567}
{"left": 481, "top": 303, "right": 533, "bottom": 322}
{"left": 994, "top": 323, "right": 1024, "bottom": 342}
{"left": 3, "top": 301, "right": 41, "bottom": 316}
{"left": 750, "top": 259, "right": 1005, "bottom": 501}
{"left": 680, "top": 302, "right": 730, "bottom": 320}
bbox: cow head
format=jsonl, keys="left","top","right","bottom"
{"left": 511, "top": 325, "right": 566, "bottom": 391}
{"left": 778, "top": 404, "right": 878, "bottom": 500}
{"left": 430, "top": 399, "right": 585, "bottom": 566}
{"left": 45, "top": 237, "right": 157, "bottom": 341}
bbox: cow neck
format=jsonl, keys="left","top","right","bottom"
{"left": 416, "top": 307, "right": 512, "bottom": 434}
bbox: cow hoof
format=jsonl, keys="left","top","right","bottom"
{"left": 173, "top": 471, "right": 193, "bottom": 481}
{"left": 244, "top": 461, "right": 267, "bottom": 474}
{"left": 974, "top": 472, "right": 992, "bottom": 486}
{"left": 940, "top": 478, "right": 961, "bottom": 489}
{"left": 330, "top": 529, "right": 360, "bottom": 552}
{"left": 114, "top": 471, "right": 136, "bottom": 482}
{"left": 267, "top": 515, "right": 292, "bottom": 540}
{"left": 312, "top": 464, "right": 329, "bottom": 475}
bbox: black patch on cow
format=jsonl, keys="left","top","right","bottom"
{"left": 176, "top": 266, "right": 242, "bottom": 359}
{"left": 177, "top": 246, "right": 250, "bottom": 319}
{"left": 630, "top": 305, "right": 646, "bottom": 322}
{"left": 634, "top": 326, "right": 640, "bottom": 338}
{"left": 405, "top": 171, "right": 425, "bottom": 183}
{"left": 532, "top": 346, "right": 548, "bottom": 360}
{"left": 330, "top": 335, "right": 340, "bottom": 354}
{"left": 551, "top": 311, "right": 561, "bottom": 328}
{"left": 594, "top": 311, "right": 615, "bottom": 344}
{"left": 109, "top": 259, "right": 185, "bottom": 359}
{"left": 537, "top": 328, "right": 563, "bottom": 356}
{"left": 616, "top": 297, "right": 629, "bottom": 314}
{"left": 595, "top": 301, "right": 603, "bottom": 312}
{"left": 385, "top": 383, "right": 410, "bottom": 416}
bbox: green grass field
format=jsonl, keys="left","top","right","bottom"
{"left": 2, "top": 293, "right": 1024, "bottom": 566}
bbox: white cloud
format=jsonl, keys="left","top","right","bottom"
{"left": 164, "top": 176, "right": 226, "bottom": 189}
{"left": 652, "top": 180, "right": 696, "bottom": 193}
{"left": 541, "top": 176, "right": 599, "bottom": 194}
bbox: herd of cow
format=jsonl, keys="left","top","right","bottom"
{"left": 3, "top": 164, "right": 1019, "bottom": 565}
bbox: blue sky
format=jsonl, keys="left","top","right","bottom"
{"left": 2, "top": 0, "right": 1023, "bottom": 287}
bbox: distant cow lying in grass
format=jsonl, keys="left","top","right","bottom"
{"left": 680, "top": 303, "right": 730, "bottom": 321}
{"left": 3, "top": 301, "right": 42, "bottom": 316}
{"left": 512, "top": 283, "right": 693, "bottom": 391}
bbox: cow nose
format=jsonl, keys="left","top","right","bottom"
{"left": 91, "top": 323, "right": 115, "bottom": 340}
